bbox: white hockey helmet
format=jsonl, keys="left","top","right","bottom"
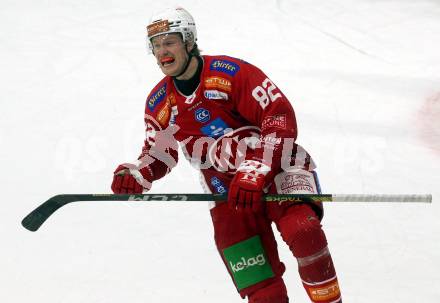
{"left": 146, "top": 7, "right": 197, "bottom": 53}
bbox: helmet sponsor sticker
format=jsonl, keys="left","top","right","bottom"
{"left": 204, "top": 90, "right": 228, "bottom": 100}
{"left": 194, "top": 108, "right": 211, "bottom": 123}
{"left": 222, "top": 235, "right": 274, "bottom": 290}
{"left": 210, "top": 59, "right": 240, "bottom": 76}
{"left": 147, "top": 20, "right": 170, "bottom": 37}
{"left": 147, "top": 83, "right": 167, "bottom": 111}
{"left": 204, "top": 76, "right": 232, "bottom": 92}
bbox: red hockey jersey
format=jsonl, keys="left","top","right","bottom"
{"left": 137, "top": 55, "right": 315, "bottom": 184}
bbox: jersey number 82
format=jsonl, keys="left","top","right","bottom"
{"left": 252, "top": 78, "right": 282, "bottom": 109}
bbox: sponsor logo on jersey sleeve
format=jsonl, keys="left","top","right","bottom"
{"left": 261, "top": 114, "right": 287, "bottom": 130}
{"left": 204, "top": 76, "right": 232, "bottom": 92}
{"left": 156, "top": 103, "right": 170, "bottom": 127}
{"left": 210, "top": 59, "right": 240, "bottom": 76}
{"left": 204, "top": 90, "right": 229, "bottom": 100}
{"left": 195, "top": 108, "right": 211, "bottom": 123}
{"left": 200, "top": 117, "right": 230, "bottom": 138}
{"left": 147, "top": 83, "right": 167, "bottom": 111}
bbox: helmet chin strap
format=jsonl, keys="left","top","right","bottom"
{"left": 174, "top": 44, "right": 193, "bottom": 79}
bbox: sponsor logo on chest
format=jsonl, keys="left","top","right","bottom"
{"left": 204, "top": 76, "right": 232, "bottom": 92}
{"left": 147, "top": 83, "right": 167, "bottom": 111}
{"left": 204, "top": 90, "right": 228, "bottom": 100}
{"left": 187, "top": 100, "right": 203, "bottom": 112}
{"left": 200, "top": 117, "right": 230, "bottom": 138}
{"left": 194, "top": 108, "right": 211, "bottom": 123}
{"left": 210, "top": 59, "right": 240, "bottom": 76}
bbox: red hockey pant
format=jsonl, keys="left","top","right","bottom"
{"left": 210, "top": 199, "right": 341, "bottom": 303}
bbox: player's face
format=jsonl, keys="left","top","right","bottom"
{"left": 151, "top": 33, "right": 189, "bottom": 77}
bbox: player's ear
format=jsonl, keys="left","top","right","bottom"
{"left": 186, "top": 41, "right": 195, "bottom": 53}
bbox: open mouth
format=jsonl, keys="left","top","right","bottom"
{"left": 161, "top": 57, "right": 175, "bottom": 67}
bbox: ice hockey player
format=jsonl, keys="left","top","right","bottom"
{"left": 111, "top": 6, "right": 342, "bottom": 303}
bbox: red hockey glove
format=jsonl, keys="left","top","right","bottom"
{"left": 228, "top": 160, "right": 270, "bottom": 212}
{"left": 111, "top": 164, "right": 153, "bottom": 194}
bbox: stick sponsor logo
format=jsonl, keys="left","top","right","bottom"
{"left": 128, "top": 194, "right": 188, "bottom": 201}
{"left": 265, "top": 196, "right": 302, "bottom": 202}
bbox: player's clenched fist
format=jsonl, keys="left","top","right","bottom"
{"left": 228, "top": 160, "right": 269, "bottom": 212}
{"left": 111, "top": 164, "right": 153, "bottom": 194}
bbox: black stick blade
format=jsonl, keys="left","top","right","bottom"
{"left": 22, "top": 211, "right": 46, "bottom": 232}
{"left": 21, "top": 195, "right": 74, "bottom": 231}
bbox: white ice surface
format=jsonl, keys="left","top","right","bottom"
{"left": 1, "top": 0, "right": 439, "bottom": 302}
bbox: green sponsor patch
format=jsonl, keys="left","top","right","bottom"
{"left": 223, "top": 235, "right": 274, "bottom": 290}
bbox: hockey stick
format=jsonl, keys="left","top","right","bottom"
{"left": 21, "top": 193, "right": 432, "bottom": 232}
